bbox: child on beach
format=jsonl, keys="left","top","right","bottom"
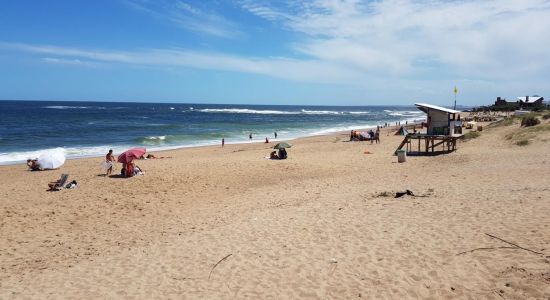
{"left": 105, "top": 149, "right": 116, "bottom": 176}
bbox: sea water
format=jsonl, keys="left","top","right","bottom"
{"left": 0, "top": 100, "right": 426, "bottom": 165}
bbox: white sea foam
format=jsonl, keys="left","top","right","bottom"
{"left": 42, "top": 105, "right": 108, "bottom": 110}
{"left": 348, "top": 111, "right": 370, "bottom": 115}
{"left": 389, "top": 111, "right": 423, "bottom": 116}
{"left": 301, "top": 109, "right": 341, "bottom": 115}
{"left": 195, "top": 108, "right": 353, "bottom": 115}
{"left": 0, "top": 147, "right": 67, "bottom": 165}
{"left": 197, "top": 108, "right": 299, "bottom": 115}
{"left": 43, "top": 105, "right": 89, "bottom": 109}
{"left": 144, "top": 136, "right": 166, "bottom": 140}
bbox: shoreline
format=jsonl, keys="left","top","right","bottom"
{"left": 0, "top": 121, "right": 417, "bottom": 167}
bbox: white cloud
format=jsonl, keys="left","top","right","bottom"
{"left": 41, "top": 57, "right": 100, "bottom": 67}
{"left": 124, "top": 0, "right": 243, "bottom": 39}
{"left": 242, "top": 0, "right": 550, "bottom": 80}
{"left": 1, "top": 42, "right": 360, "bottom": 84}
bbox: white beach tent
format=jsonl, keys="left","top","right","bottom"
{"left": 37, "top": 148, "right": 66, "bottom": 170}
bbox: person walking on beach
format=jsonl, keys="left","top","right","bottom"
{"left": 105, "top": 149, "right": 115, "bottom": 176}
{"left": 249, "top": 133, "right": 253, "bottom": 141}
{"left": 265, "top": 137, "right": 269, "bottom": 143}
{"left": 274, "top": 131, "right": 278, "bottom": 139}
{"left": 222, "top": 138, "right": 225, "bottom": 147}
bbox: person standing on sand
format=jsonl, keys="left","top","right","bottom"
{"left": 222, "top": 138, "right": 225, "bottom": 147}
{"left": 265, "top": 137, "right": 269, "bottom": 143}
{"left": 105, "top": 149, "right": 115, "bottom": 176}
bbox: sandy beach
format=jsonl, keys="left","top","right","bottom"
{"left": 1, "top": 121, "right": 549, "bottom": 299}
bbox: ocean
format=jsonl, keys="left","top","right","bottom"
{"left": 0, "top": 100, "right": 426, "bottom": 165}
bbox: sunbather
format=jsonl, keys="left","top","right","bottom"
{"left": 134, "top": 165, "right": 144, "bottom": 176}
{"left": 48, "top": 174, "right": 69, "bottom": 191}
{"left": 278, "top": 148, "right": 287, "bottom": 159}
{"left": 27, "top": 159, "right": 42, "bottom": 171}
{"left": 270, "top": 151, "right": 279, "bottom": 159}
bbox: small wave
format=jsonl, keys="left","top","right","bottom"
{"left": 195, "top": 108, "right": 367, "bottom": 115}
{"left": 197, "top": 108, "right": 298, "bottom": 115}
{"left": 43, "top": 105, "right": 89, "bottom": 109}
{"left": 389, "top": 110, "right": 423, "bottom": 117}
{"left": 145, "top": 136, "right": 166, "bottom": 140}
{"left": 384, "top": 110, "right": 392, "bottom": 113}
{"left": 301, "top": 109, "right": 341, "bottom": 115}
{"left": 170, "top": 107, "right": 175, "bottom": 110}
{"left": 136, "top": 135, "right": 191, "bottom": 145}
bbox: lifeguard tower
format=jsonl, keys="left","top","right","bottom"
{"left": 395, "top": 103, "right": 463, "bottom": 154}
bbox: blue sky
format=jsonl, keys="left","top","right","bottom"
{"left": 1, "top": 0, "right": 549, "bottom": 106}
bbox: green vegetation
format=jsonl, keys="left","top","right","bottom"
{"left": 542, "top": 113, "right": 550, "bottom": 120}
{"left": 490, "top": 116, "right": 517, "bottom": 127}
{"left": 521, "top": 115, "right": 541, "bottom": 127}
{"left": 515, "top": 140, "right": 530, "bottom": 146}
{"left": 473, "top": 103, "right": 519, "bottom": 112}
{"left": 505, "top": 123, "right": 550, "bottom": 142}
{"left": 463, "top": 131, "right": 481, "bottom": 141}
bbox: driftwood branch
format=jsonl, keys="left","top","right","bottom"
{"left": 456, "top": 246, "right": 516, "bottom": 256}
{"left": 485, "top": 233, "right": 543, "bottom": 255}
{"left": 209, "top": 253, "right": 232, "bottom": 280}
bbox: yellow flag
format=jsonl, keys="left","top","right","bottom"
{"left": 454, "top": 86, "right": 458, "bottom": 94}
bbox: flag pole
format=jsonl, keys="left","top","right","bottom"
{"left": 453, "top": 86, "right": 458, "bottom": 110}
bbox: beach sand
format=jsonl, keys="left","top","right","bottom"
{"left": 1, "top": 122, "right": 549, "bottom": 299}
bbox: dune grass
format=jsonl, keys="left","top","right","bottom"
{"left": 515, "top": 140, "right": 530, "bottom": 146}
{"left": 505, "top": 123, "right": 550, "bottom": 144}
{"left": 463, "top": 131, "right": 481, "bottom": 141}
{"left": 489, "top": 116, "right": 517, "bottom": 127}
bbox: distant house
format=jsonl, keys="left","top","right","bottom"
{"left": 517, "top": 96, "right": 544, "bottom": 107}
{"left": 494, "top": 97, "right": 514, "bottom": 106}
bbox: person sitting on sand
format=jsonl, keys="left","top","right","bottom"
{"left": 125, "top": 162, "right": 135, "bottom": 177}
{"left": 278, "top": 148, "right": 287, "bottom": 159}
{"left": 134, "top": 165, "right": 144, "bottom": 176}
{"left": 48, "top": 176, "right": 68, "bottom": 190}
{"left": 270, "top": 151, "right": 279, "bottom": 160}
{"left": 27, "top": 159, "right": 42, "bottom": 171}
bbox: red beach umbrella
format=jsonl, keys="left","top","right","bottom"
{"left": 117, "top": 147, "right": 146, "bottom": 164}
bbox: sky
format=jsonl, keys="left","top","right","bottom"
{"left": 1, "top": 0, "right": 549, "bottom": 106}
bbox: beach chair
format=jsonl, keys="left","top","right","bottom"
{"left": 48, "top": 174, "right": 69, "bottom": 191}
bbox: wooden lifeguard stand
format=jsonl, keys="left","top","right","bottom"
{"left": 395, "top": 103, "right": 463, "bottom": 155}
